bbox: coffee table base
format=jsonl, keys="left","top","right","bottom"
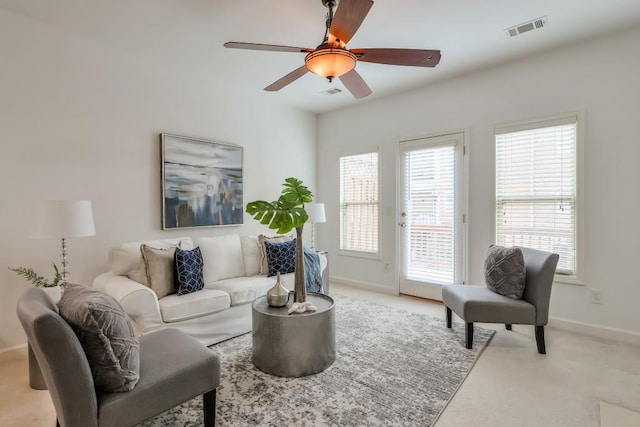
{"left": 252, "top": 293, "right": 335, "bottom": 377}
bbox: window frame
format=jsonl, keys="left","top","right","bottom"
{"left": 492, "top": 111, "right": 585, "bottom": 285}
{"left": 338, "top": 149, "right": 381, "bottom": 259}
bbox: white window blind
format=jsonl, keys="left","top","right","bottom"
{"left": 495, "top": 117, "right": 577, "bottom": 275}
{"left": 340, "top": 152, "right": 378, "bottom": 254}
{"left": 403, "top": 144, "right": 456, "bottom": 283}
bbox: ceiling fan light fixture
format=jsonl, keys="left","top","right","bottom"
{"left": 305, "top": 47, "right": 356, "bottom": 82}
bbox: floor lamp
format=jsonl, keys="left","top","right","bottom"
{"left": 27, "top": 200, "right": 95, "bottom": 390}
{"left": 29, "top": 200, "right": 96, "bottom": 285}
{"left": 306, "top": 202, "right": 326, "bottom": 250}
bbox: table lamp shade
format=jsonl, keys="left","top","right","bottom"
{"left": 29, "top": 200, "right": 96, "bottom": 239}
{"left": 306, "top": 203, "right": 326, "bottom": 224}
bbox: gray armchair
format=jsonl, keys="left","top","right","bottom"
{"left": 442, "top": 247, "right": 559, "bottom": 354}
{"left": 16, "top": 287, "right": 220, "bottom": 427}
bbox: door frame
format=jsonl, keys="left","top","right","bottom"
{"left": 394, "top": 129, "right": 470, "bottom": 300}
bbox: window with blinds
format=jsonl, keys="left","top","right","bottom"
{"left": 403, "top": 144, "right": 456, "bottom": 283}
{"left": 495, "top": 116, "right": 578, "bottom": 275}
{"left": 339, "top": 152, "right": 378, "bottom": 254}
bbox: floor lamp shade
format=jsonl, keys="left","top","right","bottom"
{"left": 29, "top": 200, "right": 96, "bottom": 239}
{"left": 29, "top": 200, "right": 96, "bottom": 285}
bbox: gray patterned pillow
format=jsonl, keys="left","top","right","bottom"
{"left": 484, "top": 245, "right": 526, "bottom": 299}
{"left": 58, "top": 284, "right": 140, "bottom": 392}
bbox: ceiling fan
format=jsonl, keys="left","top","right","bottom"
{"left": 224, "top": 0, "right": 441, "bottom": 99}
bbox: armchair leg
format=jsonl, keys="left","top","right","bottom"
{"left": 203, "top": 389, "right": 216, "bottom": 427}
{"left": 535, "top": 325, "right": 546, "bottom": 354}
{"left": 446, "top": 307, "right": 452, "bottom": 328}
{"left": 505, "top": 324, "right": 512, "bottom": 330}
{"left": 465, "top": 322, "right": 474, "bottom": 349}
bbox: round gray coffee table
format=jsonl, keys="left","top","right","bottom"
{"left": 252, "top": 292, "right": 335, "bottom": 377}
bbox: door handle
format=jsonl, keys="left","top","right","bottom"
{"left": 399, "top": 222, "right": 407, "bottom": 228}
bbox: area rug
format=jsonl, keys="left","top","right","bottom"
{"left": 140, "top": 295, "right": 494, "bottom": 426}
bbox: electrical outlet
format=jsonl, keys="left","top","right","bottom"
{"left": 590, "top": 289, "right": 603, "bottom": 304}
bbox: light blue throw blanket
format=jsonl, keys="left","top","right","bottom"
{"left": 303, "top": 247, "right": 323, "bottom": 293}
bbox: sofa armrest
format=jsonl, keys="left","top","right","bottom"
{"left": 317, "top": 252, "right": 329, "bottom": 294}
{"left": 93, "top": 272, "right": 164, "bottom": 334}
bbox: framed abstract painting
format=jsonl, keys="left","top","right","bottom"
{"left": 161, "top": 134, "right": 244, "bottom": 229}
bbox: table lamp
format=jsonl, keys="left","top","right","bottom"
{"left": 306, "top": 202, "right": 326, "bottom": 249}
{"left": 29, "top": 200, "right": 96, "bottom": 285}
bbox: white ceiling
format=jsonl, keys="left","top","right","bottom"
{"left": 2, "top": 0, "right": 640, "bottom": 114}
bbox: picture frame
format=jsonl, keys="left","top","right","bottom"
{"left": 161, "top": 133, "right": 244, "bottom": 229}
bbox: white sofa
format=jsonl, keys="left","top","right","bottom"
{"left": 93, "top": 234, "right": 327, "bottom": 346}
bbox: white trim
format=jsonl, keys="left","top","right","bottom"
{"left": 336, "top": 249, "right": 381, "bottom": 260}
{"left": 0, "top": 343, "right": 27, "bottom": 363}
{"left": 330, "top": 275, "right": 398, "bottom": 295}
{"left": 548, "top": 316, "right": 640, "bottom": 347}
{"left": 494, "top": 114, "right": 578, "bottom": 134}
{"left": 554, "top": 274, "right": 586, "bottom": 286}
{"left": 400, "top": 280, "right": 442, "bottom": 301}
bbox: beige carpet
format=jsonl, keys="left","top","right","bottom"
{"left": 600, "top": 402, "right": 640, "bottom": 427}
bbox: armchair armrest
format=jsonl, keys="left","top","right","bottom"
{"left": 93, "top": 272, "right": 164, "bottom": 334}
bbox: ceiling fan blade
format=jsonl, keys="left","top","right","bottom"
{"left": 264, "top": 65, "right": 309, "bottom": 92}
{"left": 339, "top": 69, "right": 372, "bottom": 99}
{"left": 351, "top": 48, "right": 441, "bottom": 67}
{"left": 329, "top": 0, "right": 374, "bottom": 45}
{"left": 224, "top": 42, "right": 313, "bottom": 53}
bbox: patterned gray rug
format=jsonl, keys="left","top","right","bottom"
{"left": 140, "top": 295, "right": 494, "bottom": 426}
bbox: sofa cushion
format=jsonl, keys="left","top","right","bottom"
{"left": 196, "top": 235, "right": 245, "bottom": 283}
{"left": 175, "top": 247, "right": 205, "bottom": 296}
{"left": 265, "top": 238, "right": 297, "bottom": 276}
{"left": 140, "top": 244, "right": 177, "bottom": 299}
{"left": 240, "top": 236, "right": 262, "bottom": 277}
{"left": 484, "top": 245, "right": 527, "bottom": 299}
{"left": 58, "top": 284, "right": 140, "bottom": 392}
{"left": 258, "top": 234, "right": 294, "bottom": 275}
{"left": 205, "top": 276, "right": 276, "bottom": 306}
{"left": 110, "top": 238, "right": 193, "bottom": 275}
{"left": 158, "top": 289, "right": 230, "bottom": 323}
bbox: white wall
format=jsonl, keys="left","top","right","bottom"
{"left": 0, "top": 10, "right": 317, "bottom": 352}
{"left": 317, "top": 26, "right": 640, "bottom": 334}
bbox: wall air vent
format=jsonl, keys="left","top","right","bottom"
{"left": 505, "top": 16, "right": 548, "bottom": 38}
{"left": 321, "top": 88, "right": 343, "bottom": 96}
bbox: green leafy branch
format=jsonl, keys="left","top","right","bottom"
{"left": 246, "top": 177, "right": 313, "bottom": 234}
{"left": 9, "top": 262, "right": 62, "bottom": 288}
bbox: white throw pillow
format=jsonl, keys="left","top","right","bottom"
{"left": 195, "top": 235, "right": 245, "bottom": 283}
{"left": 109, "top": 237, "right": 193, "bottom": 275}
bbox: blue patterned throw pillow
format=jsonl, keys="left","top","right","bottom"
{"left": 175, "top": 246, "right": 205, "bottom": 295}
{"left": 265, "top": 238, "right": 296, "bottom": 277}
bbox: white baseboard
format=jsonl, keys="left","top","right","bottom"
{"left": 548, "top": 317, "right": 640, "bottom": 347}
{"left": 0, "top": 343, "right": 27, "bottom": 363}
{"left": 331, "top": 277, "right": 640, "bottom": 346}
{"left": 330, "top": 276, "right": 398, "bottom": 296}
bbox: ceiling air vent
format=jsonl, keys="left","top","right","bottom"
{"left": 321, "top": 88, "right": 343, "bottom": 96}
{"left": 505, "top": 16, "right": 548, "bottom": 38}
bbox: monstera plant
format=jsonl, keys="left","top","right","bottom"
{"left": 246, "top": 177, "right": 313, "bottom": 303}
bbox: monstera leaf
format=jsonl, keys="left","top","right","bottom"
{"left": 246, "top": 177, "right": 313, "bottom": 234}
